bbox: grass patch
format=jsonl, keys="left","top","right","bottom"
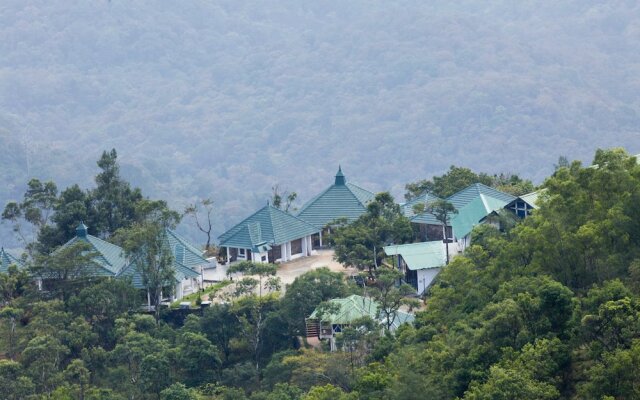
{"left": 171, "top": 280, "right": 233, "bottom": 308}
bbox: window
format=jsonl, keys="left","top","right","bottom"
{"left": 238, "top": 248, "right": 246, "bottom": 256}
{"left": 510, "top": 201, "right": 530, "bottom": 218}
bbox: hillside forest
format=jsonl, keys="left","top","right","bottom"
{"left": 2, "top": 1, "right": 640, "bottom": 247}
{"left": 2, "top": 148, "right": 640, "bottom": 399}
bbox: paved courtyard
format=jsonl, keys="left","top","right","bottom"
{"left": 201, "top": 249, "right": 357, "bottom": 293}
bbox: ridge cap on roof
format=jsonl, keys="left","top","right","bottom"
{"left": 166, "top": 228, "right": 207, "bottom": 259}
{"left": 218, "top": 203, "right": 271, "bottom": 241}
{"left": 268, "top": 204, "right": 321, "bottom": 230}
{"left": 345, "top": 181, "right": 375, "bottom": 195}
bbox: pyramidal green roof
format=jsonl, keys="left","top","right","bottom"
{"left": 219, "top": 204, "right": 320, "bottom": 249}
{"left": 309, "top": 294, "right": 415, "bottom": 329}
{"left": 56, "top": 224, "right": 128, "bottom": 276}
{"left": 0, "top": 248, "right": 24, "bottom": 273}
{"left": 165, "top": 229, "right": 208, "bottom": 267}
{"left": 446, "top": 184, "right": 516, "bottom": 239}
{"left": 296, "top": 167, "right": 376, "bottom": 228}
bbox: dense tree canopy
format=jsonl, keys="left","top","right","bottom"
{"left": 331, "top": 192, "right": 413, "bottom": 276}
{"left": 2, "top": 149, "right": 640, "bottom": 399}
{"left": 2, "top": 1, "right": 640, "bottom": 250}
{"left": 405, "top": 165, "right": 535, "bottom": 200}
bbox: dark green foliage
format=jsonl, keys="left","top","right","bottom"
{"left": 280, "top": 267, "right": 350, "bottom": 336}
{"left": 5, "top": 148, "right": 640, "bottom": 399}
{"left": 405, "top": 166, "right": 535, "bottom": 200}
{"left": 3, "top": 149, "right": 177, "bottom": 255}
{"left": 332, "top": 192, "right": 413, "bottom": 275}
{"left": 160, "top": 383, "right": 199, "bottom": 400}
{"left": 117, "top": 220, "right": 176, "bottom": 321}
{"left": 30, "top": 241, "right": 101, "bottom": 303}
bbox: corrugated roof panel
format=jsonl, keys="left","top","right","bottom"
{"left": 384, "top": 241, "right": 446, "bottom": 270}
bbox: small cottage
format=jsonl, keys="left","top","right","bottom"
{"left": 218, "top": 204, "right": 320, "bottom": 264}
{"left": 305, "top": 294, "right": 415, "bottom": 342}
{"left": 384, "top": 241, "right": 447, "bottom": 295}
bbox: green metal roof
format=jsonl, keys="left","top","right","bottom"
{"left": 296, "top": 168, "right": 376, "bottom": 228}
{"left": 518, "top": 190, "right": 542, "bottom": 208}
{"left": 384, "top": 241, "right": 446, "bottom": 270}
{"left": 401, "top": 192, "right": 441, "bottom": 218}
{"left": 446, "top": 183, "right": 516, "bottom": 210}
{"left": 165, "top": 229, "right": 208, "bottom": 267}
{"left": 117, "top": 258, "right": 200, "bottom": 289}
{"left": 0, "top": 248, "right": 24, "bottom": 273}
{"left": 445, "top": 184, "right": 515, "bottom": 239}
{"left": 219, "top": 204, "right": 320, "bottom": 249}
{"left": 56, "top": 223, "right": 128, "bottom": 277}
{"left": 405, "top": 192, "right": 445, "bottom": 225}
{"left": 309, "top": 294, "right": 415, "bottom": 329}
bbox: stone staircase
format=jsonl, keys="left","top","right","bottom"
{"left": 305, "top": 319, "right": 319, "bottom": 337}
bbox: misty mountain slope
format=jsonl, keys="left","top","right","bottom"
{"left": 1, "top": 1, "right": 639, "bottom": 246}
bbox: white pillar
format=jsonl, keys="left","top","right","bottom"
{"left": 281, "top": 244, "right": 287, "bottom": 262}
{"left": 319, "top": 231, "right": 323, "bottom": 247}
{"left": 308, "top": 236, "right": 313, "bottom": 255}
{"left": 226, "top": 247, "right": 230, "bottom": 263}
{"left": 301, "top": 236, "right": 308, "bottom": 257}
{"left": 286, "top": 241, "right": 292, "bottom": 260}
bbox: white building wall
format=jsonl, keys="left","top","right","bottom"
{"left": 416, "top": 268, "right": 441, "bottom": 295}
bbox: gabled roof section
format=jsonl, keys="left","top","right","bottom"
{"left": 446, "top": 184, "right": 516, "bottom": 239}
{"left": 384, "top": 241, "right": 446, "bottom": 271}
{"left": 0, "top": 248, "right": 24, "bottom": 273}
{"left": 219, "top": 204, "right": 319, "bottom": 249}
{"left": 308, "top": 294, "right": 415, "bottom": 329}
{"left": 56, "top": 223, "right": 127, "bottom": 276}
{"left": 296, "top": 167, "right": 376, "bottom": 228}
{"left": 517, "top": 190, "right": 542, "bottom": 208}
{"left": 165, "top": 229, "right": 207, "bottom": 267}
